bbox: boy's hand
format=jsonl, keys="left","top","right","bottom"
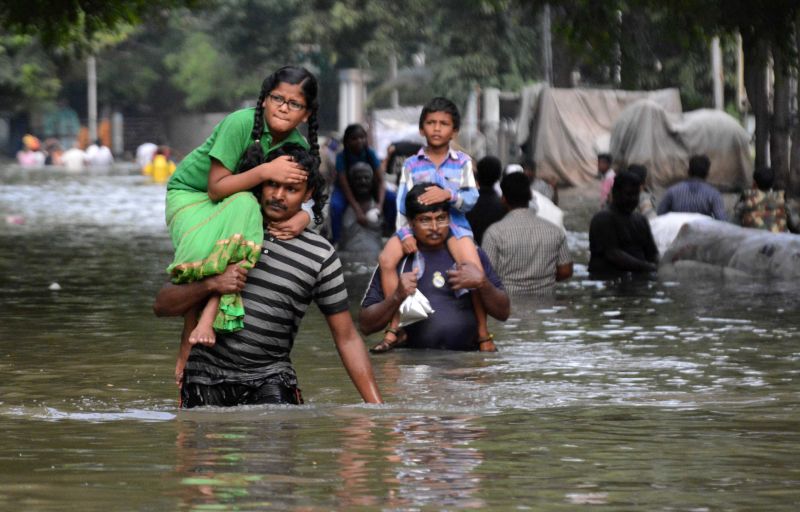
{"left": 260, "top": 156, "right": 308, "bottom": 184}
{"left": 419, "top": 186, "right": 453, "bottom": 205}
{"left": 208, "top": 264, "right": 248, "bottom": 294}
{"left": 400, "top": 236, "right": 418, "bottom": 255}
{"left": 268, "top": 209, "right": 311, "bottom": 239}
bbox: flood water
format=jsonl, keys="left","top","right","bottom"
{"left": 1, "top": 164, "right": 799, "bottom": 511}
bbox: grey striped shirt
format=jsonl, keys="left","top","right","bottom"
{"left": 185, "top": 230, "right": 349, "bottom": 385}
{"left": 482, "top": 209, "right": 571, "bottom": 295}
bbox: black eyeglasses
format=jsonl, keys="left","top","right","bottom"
{"left": 267, "top": 93, "right": 306, "bottom": 112}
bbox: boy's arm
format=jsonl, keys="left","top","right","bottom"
{"left": 394, "top": 163, "right": 412, "bottom": 235}
{"left": 326, "top": 311, "right": 383, "bottom": 403}
{"left": 451, "top": 158, "right": 479, "bottom": 213}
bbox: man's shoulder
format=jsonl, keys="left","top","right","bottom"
{"left": 286, "top": 230, "right": 338, "bottom": 260}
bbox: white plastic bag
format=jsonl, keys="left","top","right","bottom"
{"left": 398, "top": 289, "right": 435, "bottom": 327}
{"left": 397, "top": 252, "right": 434, "bottom": 327}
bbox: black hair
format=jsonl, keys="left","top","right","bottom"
{"left": 341, "top": 123, "right": 375, "bottom": 172}
{"left": 347, "top": 161, "right": 373, "bottom": 179}
{"left": 405, "top": 182, "right": 449, "bottom": 220}
{"left": 688, "top": 154, "right": 710, "bottom": 179}
{"left": 476, "top": 155, "right": 502, "bottom": 186}
{"left": 612, "top": 169, "right": 642, "bottom": 193}
{"left": 627, "top": 164, "right": 648, "bottom": 183}
{"left": 753, "top": 166, "right": 775, "bottom": 191}
{"left": 598, "top": 153, "right": 612, "bottom": 164}
{"left": 419, "top": 97, "right": 460, "bottom": 130}
{"left": 252, "top": 143, "right": 328, "bottom": 225}
{"left": 237, "top": 66, "right": 320, "bottom": 175}
{"left": 500, "top": 172, "right": 532, "bottom": 208}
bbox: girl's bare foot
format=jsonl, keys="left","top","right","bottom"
{"left": 188, "top": 323, "right": 216, "bottom": 346}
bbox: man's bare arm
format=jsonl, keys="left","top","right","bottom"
{"left": 556, "top": 262, "right": 573, "bottom": 281}
{"left": 326, "top": 311, "right": 383, "bottom": 403}
{"left": 152, "top": 265, "right": 248, "bottom": 317}
{"left": 447, "top": 262, "right": 510, "bottom": 321}
{"left": 358, "top": 271, "right": 417, "bottom": 335}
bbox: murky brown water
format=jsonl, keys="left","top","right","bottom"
{"left": 1, "top": 164, "right": 799, "bottom": 510}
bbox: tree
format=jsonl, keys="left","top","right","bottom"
{"left": 0, "top": 0, "right": 206, "bottom": 49}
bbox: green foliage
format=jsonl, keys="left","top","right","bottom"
{"left": 164, "top": 32, "right": 238, "bottom": 109}
{"left": 0, "top": 32, "right": 61, "bottom": 112}
{"left": 0, "top": 0, "right": 207, "bottom": 49}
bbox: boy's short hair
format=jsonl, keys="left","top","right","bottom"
{"left": 753, "top": 167, "right": 775, "bottom": 191}
{"left": 598, "top": 153, "right": 612, "bottom": 165}
{"left": 405, "top": 183, "right": 449, "bottom": 220}
{"left": 419, "top": 97, "right": 460, "bottom": 130}
{"left": 500, "top": 172, "right": 532, "bottom": 208}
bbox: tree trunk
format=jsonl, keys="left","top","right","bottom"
{"left": 790, "top": 16, "right": 800, "bottom": 198}
{"left": 742, "top": 34, "right": 770, "bottom": 170}
{"left": 771, "top": 46, "right": 791, "bottom": 189}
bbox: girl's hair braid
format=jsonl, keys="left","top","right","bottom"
{"left": 236, "top": 65, "right": 320, "bottom": 173}
{"left": 236, "top": 88, "right": 268, "bottom": 173}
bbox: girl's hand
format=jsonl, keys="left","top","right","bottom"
{"left": 260, "top": 156, "right": 308, "bottom": 184}
{"left": 400, "top": 236, "right": 418, "bottom": 255}
{"left": 419, "top": 186, "right": 452, "bottom": 205}
{"left": 268, "top": 210, "right": 311, "bottom": 239}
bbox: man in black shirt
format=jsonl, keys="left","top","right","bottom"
{"left": 589, "top": 170, "right": 659, "bottom": 278}
{"left": 466, "top": 155, "right": 506, "bottom": 245}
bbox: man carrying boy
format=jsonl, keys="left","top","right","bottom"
{"left": 360, "top": 183, "right": 510, "bottom": 351}
{"left": 153, "top": 161, "right": 383, "bottom": 407}
{"left": 375, "top": 97, "right": 494, "bottom": 352}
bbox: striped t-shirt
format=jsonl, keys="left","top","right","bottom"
{"left": 184, "top": 230, "right": 349, "bottom": 386}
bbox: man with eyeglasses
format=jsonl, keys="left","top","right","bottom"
{"left": 359, "top": 183, "right": 510, "bottom": 351}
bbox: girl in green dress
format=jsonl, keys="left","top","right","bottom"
{"left": 166, "top": 66, "right": 323, "bottom": 386}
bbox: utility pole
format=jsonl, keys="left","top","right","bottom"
{"left": 87, "top": 55, "right": 97, "bottom": 142}
{"left": 711, "top": 37, "right": 724, "bottom": 110}
{"left": 541, "top": 4, "right": 553, "bottom": 86}
{"left": 389, "top": 53, "right": 399, "bottom": 108}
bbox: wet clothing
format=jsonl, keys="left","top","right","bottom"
{"left": 165, "top": 108, "right": 309, "bottom": 332}
{"left": 361, "top": 247, "right": 504, "bottom": 351}
{"left": 657, "top": 178, "right": 727, "bottom": 220}
{"left": 183, "top": 229, "right": 348, "bottom": 397}
{"left": 466, "top": 186, "right": 506, "bottom": 245}
{"left": 395, "top": 147, "right": 478, "bottom": 241}
{"left": 482, "top": 208, "right": 571, "bottom": 295}
{"left": 588, "top": 208, "right": 658, "bottom": 277}
{"left": 181, "top": 378, "right": 303, "bottom": 408}
{"left": 734, "top": 188, "right": 789, "bottom": 233}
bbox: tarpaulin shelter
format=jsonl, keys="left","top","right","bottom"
{"left": 610, "top": 100, "right": 752, "bottom": 191}
{"left": 516, "top": 85, "right": 682, "bottom": 186}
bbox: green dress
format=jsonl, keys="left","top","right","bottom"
{"left": 166, "top": 107, "right": 309, "bottom": 331}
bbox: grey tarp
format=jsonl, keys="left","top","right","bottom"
{"left": 659, "top": 217, "right": 800, "bottom": 280}
{"left": 516, "top": 86, "right": 682, "bottom": 186}
{"left": 610, "top": 101, "right": 752, "bottom": 191}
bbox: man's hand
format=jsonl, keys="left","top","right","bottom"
{"left": 355, "top": 208, "right": 368, "bottom": 226}
{"left": 418, "top": 186, "right": 452, "bottom": 205}
{"left": 400, "top": 236, "right": 418, "bottom": 255}
{"left": 207, "top": 264, "right": 248, "bottom": 294}
{"left": 393, "top": 269, "right": 418, "bottom": 302}
{"left": 268, "top": 210, "right": 311, "bottom": 239}
{"left": 446, "top": 262, "right": 486, "bottom": 290}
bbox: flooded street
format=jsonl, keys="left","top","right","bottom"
{"left": 1, "top": 165, "right": 798, "bottom": 510}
